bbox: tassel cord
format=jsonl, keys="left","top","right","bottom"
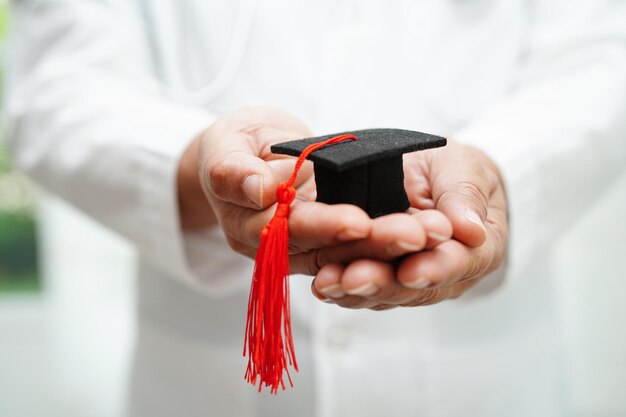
{"left": 244, "top": 133, "right": 357, "bottom": 393}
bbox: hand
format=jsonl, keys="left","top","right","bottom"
{"left": 178, "top": 106, "right": 453, "bottom": 272}
{"left": 179, "top": 107, "right": 374, "bottom": 262}
{"left": 310, "top": 140, "right": 509, "bottom": 310}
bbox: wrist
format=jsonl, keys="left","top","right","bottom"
{"left": 177, "top": 132, "right": 217, "bottom": 231}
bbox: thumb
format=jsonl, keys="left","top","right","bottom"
{"left": 430, "top": 145, "right": 491, "bottom": 248}
{"left": 200, "top": 131, "right": 275, "bottom": 209}
{"left": 200, "top": 123, "right": 312, "bottom": 210}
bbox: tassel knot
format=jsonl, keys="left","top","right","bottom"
{"left": 274, "top": 183, "right": 295, "bottom": 218}
{"left": 276, "top": 182, "right": 296, "bottom": 205}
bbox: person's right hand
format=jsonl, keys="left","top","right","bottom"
{"left": 184, "top": 107, "right": 374, "bottom": 259}
{"left": 178, "top": 106, "right": 453, "bottom": 273}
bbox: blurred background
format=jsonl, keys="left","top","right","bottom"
{"left": 1, "top": 2, "right": 625, "bottom": 416}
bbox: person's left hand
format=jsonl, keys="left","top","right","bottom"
{"left": 306, "top": 140, "right": 509, "bottom": 310}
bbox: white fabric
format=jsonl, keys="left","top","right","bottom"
{"left": 5, "top": 0, "right": 626, "bottom": 416}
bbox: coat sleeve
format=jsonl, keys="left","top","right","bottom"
{"left": 5, "top": 0, "right": 249, "bottom": 294}
{"left": 454, "top": 0, "right": 626, "bottom": 273}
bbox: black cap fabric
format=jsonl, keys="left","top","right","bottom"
{"left": 271, "top": 129, "right": 447, "bottom": 218}
{"left": 271, "top": 128, "right": 446, "bottom": 172}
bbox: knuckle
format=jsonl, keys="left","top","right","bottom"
{"left": 426, "top": 274, "right": 446, "bottom": 288}
{"left": 439, "top": 180, "right": 489, "bottom": 215}
{"left": 207, "top": 159, "right": 233, "bottom": 199}
{"left": 463, "top": 253, "right": 490, "bottom": 280}
{"left": 198, "top": 158, "right": 212, "bottom": 194}
{"left": 420, "top": 287, "right": 451, "bottom": 306}
{"left": 401, "top": 288, "right": 442, "bottom": 307}
{"left": 370, "top": 304, "right": 397, "bottom": 311}
{"left": 305, "top": 250, "right": 326, "bottom": 275}
{"left": 220, "top": 205, "right": 262, "bottom": 248}
{"left": 449, "top": 291, "right": 464, "bottom": 300}
{"left": 449, "top": 280, "right": 476, "bottom": 299}
{"left": 456, "top": 181, "right": 489, "bottom": 212}
{"left": 219, "top": 204, "right": 242, "bottom": 231}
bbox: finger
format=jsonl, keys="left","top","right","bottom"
{"left": 323, "top": 295, "right": 380, "bottom": 310}
{"left": 397, "top": 286, "right": 457, "bottom": 307}
{"left": 339, "top": 259, "right": 431, "bottom": 305}
{"left": 369, "top": 303, "right": 398, "bottom": 311}
{"left": 222, "top": 235, "right": 257, "bottom": 260}
{"left": 446, "top": 278, "right": 481, "bottom": 300}
{"left": 267, "top": 158, "right": 314, "bottom": 198}
{"left": 400, "top": 278, "right": 482, "bottom": 307}
{"left": 397, "top": 240, "right": 478, "bottom": 290}
{"left": 397, "top": 221, "right": 506, "bottom": 290}
{"left": 311, "top": 284, "right": 334, "bottom": 303}
{"left": 289, "top": 202, "right": 371, "bottom": 249}
{"left": 311, "top": 262, "right": 475, "bottom": 308}
{"left": 312, "top": 263, "right": 346, "bottom": 300}
{"left": 318, "top": 259, "right": 463, "bottom": 308}
{"left": 404, "top": 157, "right": 435, "bottom": 210}
{"left": 405, "top": 181, "right": 435, "bottom": 209}
{"left": 397, "top": 181, "right": 508, "bottom": 289}
{"left": 485, "top": 178, "right": 509, "bottom": 232}
{"left": 368, "top": 213, "right": 427, "bottom": 257}
{"left": 201, "top": 128, "right": 273, "bottom": 209}
{"left": 408, "top": 209, "right": 453, "bottom": 248}
{"left": 290, "top": 213, "right": 427, "bottom": 275}
{"left": 312, "top": 264, "right": 377, "bottom": 309}
{"left": 201, "top": 125, "right": 311, "bottom": 209}
{"left": 429, "top": 145, "right": 497, "bottom": 247}
{"left": 217, "top": 200, "right": 371, "bottom": 251}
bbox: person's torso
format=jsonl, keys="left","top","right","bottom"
{"left": 128, "top": 2, "right": 566, "bottom": 416}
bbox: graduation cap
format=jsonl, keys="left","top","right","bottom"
{"left": 244, "top": 128, "right": 446, "bottom": 394}
{"left": 271, "top": 128, "right": 447, "bottom": 218}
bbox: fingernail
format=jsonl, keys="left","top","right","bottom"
{"left": 417, "top": 198, "right": 435, "bottom": 209}
{"left": 404, "top": 276, "right": 430, "bottom": 289}
{"left": 346, "top": 282, "right": 378, "bottom": 296}
{"left": 242, "top": 175, "right": 263, "bottom": 207}
{"left": 337, "top": 229, "right": 368, "bottom": 241}
{"left": 316, "top": 295, "right": 334, "bottom": 304}
{"left": 427, "top": 232, "right": 449, "bottom": 243}
{"left": 397, "top": 240, "right": 423, "bottom": 252}
{"left": 388, "top": 240, "right": 422, "bottom": 256}
{"left": 465, "top": 209, "right": 486, "bottom": 232}
{"left": 318, "top": 284, "right": 346, "bottom": 299}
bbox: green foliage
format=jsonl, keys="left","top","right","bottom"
{"left": 0, "top": 272, "right": 39, "bottom": 292}
{"left": 0, "top": 213, "right": 37, "bottom": 270}
{"left": 0, "top": 2, "right": 8, "bottom": 38}
{"left": 0, "top": 2, "right": 40, "bottom": 293}
{"left": 0, "top": 0, "right": 9, "bottom": 174}
{"left": 0, "top": 147, "right": 11, "bottom": 173}
{"left": 0, "top": 213, "right": 40, "bottom": 292}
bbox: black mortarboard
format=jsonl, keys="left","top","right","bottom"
{"left": 271, "top": 128, "right": 447, "bottom": 218}
{"left": 244, "top": 129, "right": 446, "bottom": 393}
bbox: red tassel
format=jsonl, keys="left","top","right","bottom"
{"left": 244, "top": 133, "right": 358, "bottom": 394}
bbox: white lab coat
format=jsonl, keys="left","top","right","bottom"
{"left": 6, "top": 1, "right": 626, "bottom": 416}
